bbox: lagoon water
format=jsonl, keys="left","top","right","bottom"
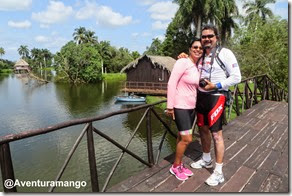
{"left": 0, "top": 73, "right": 176, "bottom": 192}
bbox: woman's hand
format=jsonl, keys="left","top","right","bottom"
{"left": 177, "top": 52, "right": 188, "bottom": 59}
{"left": 166, "top": 109, "right": 175, "bottom": 120}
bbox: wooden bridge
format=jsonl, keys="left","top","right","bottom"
{"left": 107, "top": 100, "right": 288, "bottom": 192}
{"left": 0, "top": 74, "right": 288, "bottom": 193}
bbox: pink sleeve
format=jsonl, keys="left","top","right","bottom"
{"left": 167, "top": 59, "right": 187, "bottom": 109}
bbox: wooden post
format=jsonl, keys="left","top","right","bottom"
{"left": 86, "top": 123, "right": 99, "bottom": 192}
{"left": 0, "top": 143, "right": 17, "bottom": 192}
{"left": 245, "top": 81, "right": 250, "bottom": 109}
{"left": 146, "top": 109, "right": 154, "bottom": 166}
{"left": 254, "top": 78, "right": 258, "bottom": 104}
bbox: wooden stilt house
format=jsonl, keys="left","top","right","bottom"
{"left": 120, "top": 54, "right": 176, "bottom": 95}
{"left": 14, "top": 59, "right": 31, "bottom": 73}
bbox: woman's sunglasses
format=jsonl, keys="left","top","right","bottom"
{"left": 192, "top": 46, "right": 203, "bottom": 50}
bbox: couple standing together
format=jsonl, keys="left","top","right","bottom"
{"left": 166, "top": 24, "right": 242, "bottom": 186}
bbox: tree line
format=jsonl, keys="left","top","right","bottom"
{"left": 0, "top": 0, "right": 288, "bottom": 88}
{"left": 144, "top": 0, "right": 287, "bottom": 90}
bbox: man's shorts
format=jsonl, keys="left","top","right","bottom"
{"left": 174, "top": 108, "right": 196, "bottom": 135}
{"left": 196, "top": 91, "right": 226, "bottom": 132}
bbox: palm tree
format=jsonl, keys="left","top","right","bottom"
{"left": 41, "top": 49, "right": 52, "bottom": 68}
{"left": 174, "top": 0, "right": 207, "bottom": 37}
{"left": 18, "top": 45, "right": 29, "bottom": 58}
{"left": 98, "top": 41, "right": 112, "bottom": 74}
{"left": 243, "top": 0, "right": 275, "bottom": 25}
{"left": 73, "top": 27, "right": 87, "bottom": 44}
{"left": 216, "top": 0, "right": 239, "bottom": 45}
{"left": 31, "top": 48, "right": 42, "bottom": 69}
{"left": 85, "top": 30, "right": 98, "bottom": 44}
{"left": 0, "top": 47, "right": 5, "bottom": 58}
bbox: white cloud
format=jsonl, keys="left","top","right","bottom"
{"left": 33, "top": 33, "right": 68, "bottom": 52}
{"left": 155, "top": 35, "right": 165, "bottom": 42}
{"left": 147, "top": 1, "right": 178, "bottom": 21}
{"left": 31, "top": 1, "right": 73, "bottom": 27}
{"left": 137, "top": 0, "right": 156, "bottom": 6}
{"left": 131, "top": 32, "right": 151, "bottom": 38}
{"left": 0, "top": 0, "right": 32, "bottom": 11}
{"left": 8, "top": 20, "right": 31, "bottom": 28}
{"left": 35, "top": 35, "right": 50, "bottom": 43}
{"left": 76, "top": 1, "right": 133, "bottom": 28}
{"left": 152, "top": 20, "right": 169, "bottom": 30}
{"left": 132, "top": 33, "right": 139, "bottom": 37}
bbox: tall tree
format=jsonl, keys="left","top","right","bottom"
{"left": 173, "top": 0, "right": 207, "bottom": 37}
{"left": 98, "top": 41, "right": 112, "bottom": 74}
{"left": 18, "top": 45, "right": 29, "bottom": 58}
{"left": 85, "top": 30, "right": 98, "bottom": 44}
{"left": 243, "top": 0, "right": 275, "bottom": 25}
{"left": 73, "top": 27, "right": 87, "bottom": 44}
{"left": 216, "top": 0, "right": 239, "bottom": 45}
{"left": 0, "top": 47, "right": 5, "bottom": 57}
{"left": 145, "top": 38, "right": 164, "bottom": 55}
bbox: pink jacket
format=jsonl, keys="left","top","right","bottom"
{"left": 167, "top": 58, "right": 200, "bottom": 109}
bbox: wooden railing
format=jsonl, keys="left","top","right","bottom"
{"left": 0, "top": 74, "right": 287, "bottom": 192}
{"left": 125, "top": 81, "right": 168, "bottom": 90}
{"left": 225, "top": 74, "right": 288, "bottom": 123}
{"left": 0, "top": 101, "right": 176, "bottom": 193}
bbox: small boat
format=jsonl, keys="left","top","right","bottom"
{"left": 115, "top": 95, "right": 146, "bottom": 102}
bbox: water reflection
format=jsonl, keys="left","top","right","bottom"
{"left": 0, "top": 73, "right": 176, "bottom": 192}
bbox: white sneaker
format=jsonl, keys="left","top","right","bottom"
{"left": 205, "top": 171, "right": 225, "bottom": 186}
{"left": 190, "top": 158, "right": 213, "bottom": 169}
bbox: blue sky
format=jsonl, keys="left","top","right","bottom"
{"left": 0, "top": 0, "right": 288, "bottom": 61}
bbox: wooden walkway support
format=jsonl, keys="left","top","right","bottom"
{"left": 107, "top": 100, "right": 288, "bottom": 192}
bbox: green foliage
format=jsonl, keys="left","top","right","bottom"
{"left": 103, "top": 73, "right": 126, "bottom": 81}
{"left": 0, "top": 59, "right": 14, "bottom": 70}
{"left": 161, "top": 16, "right": 195, "bottom": 58}
{"left": 131, "top": 51, "right": 140, "bottom": 59}
{"left": 145, "top": 96, "right": 167, "bottom": 110}
{"left": 228, "top": 17, "right": 288, "bottom": 90}
{"left": 54, "top": 41, "right": 102, "bottom": 84}
{"left": 109, "top": 47, "right": 134, "bottom": 73}
{"left": 144, "top": 38, "right": 164, "bottom": 56}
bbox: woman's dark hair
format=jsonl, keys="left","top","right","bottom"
{"left": 189, "top": 37, "right": 201, "bottom": 48}
{"left": 202, "top": 24, "right": 219, "bottom": 38}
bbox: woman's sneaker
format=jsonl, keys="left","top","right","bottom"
{"left": 169, "top": 165, "right": 188, "bottom": 181}
{"left": 180, "top": 163, "right": 193, "bottom": 176}
{"left": 205, "top": 171, "right": 225, "bottom": 186}
{"left": 190, "top": 158, "right": 213, "bottom": 169}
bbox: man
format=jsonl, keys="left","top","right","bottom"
{"left": 189, "top": 24, "right": 241, "bottom": 186}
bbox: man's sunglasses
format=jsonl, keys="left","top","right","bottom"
{"left": 192, "top": 46, "right": 203, "bottom": 50}
{"left": 201, "top": 34, "right": 215, "bottom": 39}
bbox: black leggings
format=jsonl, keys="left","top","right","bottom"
{"left": 174, "top": 108, "right": 196, "bottom": 133}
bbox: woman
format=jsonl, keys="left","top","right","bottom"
{"left": 166, "top": 38, "right": 203, "bottom": 181}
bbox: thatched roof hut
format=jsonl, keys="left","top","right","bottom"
{"left": 14, "top": 59, "right": 31, "bottom": 73}
{"left": 121, "top": 54, "right": 176, "bottom": 95}
{"left": 121, "top": 54, "right": 176, "bottom": 73}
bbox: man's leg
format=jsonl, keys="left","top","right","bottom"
{"left": 205, "top": 130, "right": 225, "bottom": 186}
{"left": 200, "top": 125, "right": 212, "bottom": 153}
{"left": 212, "top": 130, "right": 225, "bottom": 164}
{"left": 190, "top": 125, "right": 212, "bottom": 169}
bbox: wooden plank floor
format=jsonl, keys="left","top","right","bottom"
{"left": 108, "top": 100, "right": 288, "bottom": 193}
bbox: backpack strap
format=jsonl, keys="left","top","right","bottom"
{"left": 215, "top": 46, "right": 230, "bottom": 77}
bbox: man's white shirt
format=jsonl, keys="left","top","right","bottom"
{"left": 198, "top": 48, "right": 242, "bottom": 92}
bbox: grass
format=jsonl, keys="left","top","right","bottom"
{"left": 146, "top": 96, "right": 167, "bottom": 110}
{"left": 0, "top": 69, "right": 13, "bottom": 74}
{"left": 103, "top": 73, "right": 126, "bottom": 81}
